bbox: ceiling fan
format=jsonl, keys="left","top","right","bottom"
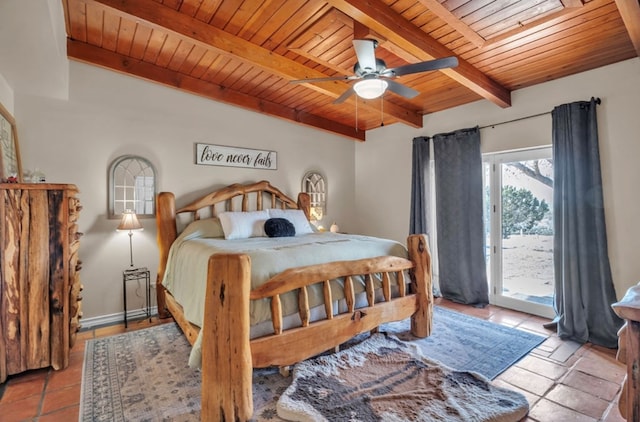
{"left": 290, "top": 39, "right": 459, "bottom": 104}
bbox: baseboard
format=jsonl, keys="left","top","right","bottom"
{"left": 80, "top": 306, "right": 159, "bottom": 331}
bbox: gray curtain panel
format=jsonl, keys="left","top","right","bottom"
{"left": 552, "top": 98, "right": 622, "bottom": 348}
{"left": 410, "top": 136, "right": 431, "bottom": 235}
{"left": 433, "top": 127, "right": 488, "bottom": 306}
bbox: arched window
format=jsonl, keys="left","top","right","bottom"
{"left": 302, "top": 171, "right": 326, "bottom": 222}
{"left": 108, "top": 155, "right": 156, "bottom": 218}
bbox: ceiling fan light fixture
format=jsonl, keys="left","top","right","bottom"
{"left": 353, "top": 79, "right": 388, "bottom": 99}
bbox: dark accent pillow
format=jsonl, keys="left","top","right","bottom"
{"left": 264, "top": 218, "right": 296, "bottom": 238}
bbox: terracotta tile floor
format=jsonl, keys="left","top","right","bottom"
{"left": 0, "top": 298, "right": 628, "bottom": 421}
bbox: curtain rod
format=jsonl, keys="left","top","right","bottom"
{"left": 479, "top": 97, "right": 601, "bottom": 130}
{"left": 479, "top": 111, "right": 550, "bottom": 130}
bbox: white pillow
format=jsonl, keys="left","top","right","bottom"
{"left": 218, "top": 210, "right": 269, "bottom": 240}
{"left": 268, "top": 209, "right": 314, "bottom": 235}
{"left": 180, "top": 218, "right": 225, "bottom": 240}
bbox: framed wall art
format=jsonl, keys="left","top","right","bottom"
{"left": 0, "top": 101, "right": 22, "bottom": 183}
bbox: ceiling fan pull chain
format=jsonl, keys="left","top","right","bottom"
{"left": 380, "top": 95, "right": 384, "bottom": 127}
{"left": 355, "top": 95, "right": 359, "bottom": 132}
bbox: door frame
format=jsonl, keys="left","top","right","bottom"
{"left": 484, "top": 147, "right": 555, "bottom": 319}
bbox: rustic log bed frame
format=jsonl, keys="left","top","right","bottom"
{"left": 155, "top": 180, "right": 433, "bottom": 421}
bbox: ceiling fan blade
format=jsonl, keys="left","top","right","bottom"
{"left": 333, "top": 86, "right": 356, "bottom": 104}
{"left": 290, "top": 75, "right": 353, "bottom": 84}
{"left": 352, "top": 39, "right": 377, "bottom": 73}
{"left": 385, "top": 79, "right": 419, "bottom": 99}
{"left": 386, "top": 56, "right": 459, "bottom": 77}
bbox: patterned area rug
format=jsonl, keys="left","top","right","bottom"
{"left": 277, "top": 334, "right": 530, "bottom": 421}
{"left": 79, "top": 322, "right": 291, "bottom": 421}
{"left": 80, "top": 307, "right": 545, "bottom": 421}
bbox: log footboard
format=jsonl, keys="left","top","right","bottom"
{"left": 201, "top": 234, "right": 432, "bottom": 421}
{"left": 202, "top": 253, "right": 253, "bottom": 421}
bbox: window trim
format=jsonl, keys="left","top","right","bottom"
{"left": 108, "top": 155, "right": 157, "bottom": 219}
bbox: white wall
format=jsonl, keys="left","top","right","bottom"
{"left": 356, "top": 58, "right": 640, "bottom": 300}
{"left": 0, "top": 73, "right": 13, "bottom": 115}
{"left": 12, "top": 61, "right": 356, "bottom": 321}
{"left": 0, "top": 0, "right": 68, "bottom": 100}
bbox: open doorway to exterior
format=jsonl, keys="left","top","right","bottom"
{"left": 484, "top": 148, "right": 555, "bottom": 318}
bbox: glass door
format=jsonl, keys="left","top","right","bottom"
{"left": 484, "top": 148, "right": 555, "bottom": 318}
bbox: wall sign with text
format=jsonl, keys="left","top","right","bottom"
{"left": 195, "top": 143, "right": 277, "bottom": 170}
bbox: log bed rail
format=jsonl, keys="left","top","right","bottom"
{"left": 155, "top": 181, "right": 433, "bottom": 421}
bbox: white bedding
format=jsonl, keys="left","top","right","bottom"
{"left": 161, "top": 221, "right": 408, "bottom": 367}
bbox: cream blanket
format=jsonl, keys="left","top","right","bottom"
{"left": 162, "top": 229, "right": 407, "bottom": 367}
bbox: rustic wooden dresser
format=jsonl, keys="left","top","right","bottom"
{"left": 0, "top": 183, "right": 82, "bottom": 383}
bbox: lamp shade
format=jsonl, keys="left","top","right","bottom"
{"left": 353, "top": 79, "right": 388, "bottom": 99}
{"left": 117, "top": 209, "right": 143, "bottom": 231}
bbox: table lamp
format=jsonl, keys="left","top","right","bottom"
{"left": 117, "top": 209, "right": 143, "bottom": 267}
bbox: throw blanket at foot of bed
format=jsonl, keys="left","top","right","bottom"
{"left": 277, "top": 333, "right": 529, "bottom": 422}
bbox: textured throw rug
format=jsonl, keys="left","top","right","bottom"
{"left": 277, "top": 333, "right": 530, "bottom": 422}
{"left": 80, "top": 307, "right": 545, "bottom": 421}
{"left": 384, "top": 306, "right": 546, "bottom": 380}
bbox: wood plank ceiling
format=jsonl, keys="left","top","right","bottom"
{"left": 62, "top": 0, "right": 639, "bottom": 141}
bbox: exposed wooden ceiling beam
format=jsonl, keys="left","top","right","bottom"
{"left": 482, "top": 2, "right": 586, "bottom": 48}
{"left": 327, "top": 0, "right": 512, "bottom": 109}
{"left": 417, "top": 0, "right": 584, "bottom": 50}
{"left": 560, "top": 0, "right": 585, "bottom": 7}
{"left": 415, "top": 0, "right": 486, "bottom": 48}
{"left": 85, "top": 0, "right": 423, "bottom": 129}
{"left": 615, "top": 0, "right": 640, "bottom": 56}
{"left": 66, "top": 40, "right": 366, "bottom": 141}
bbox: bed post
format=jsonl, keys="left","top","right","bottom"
{"left": 202, "top": 253, "right": 253, "bottom": 422}
{"left": 156, "top": 192, "right": 177, "bottom": 319}
{"left": 297, "top": 192, "right": 310, "bottom": 219}
{"left": 407, "top": 234, "right": 433, "bottom": 338}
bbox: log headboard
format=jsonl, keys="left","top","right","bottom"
{"left": 155, "top": 180, "right": 310, "bottom": 317}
